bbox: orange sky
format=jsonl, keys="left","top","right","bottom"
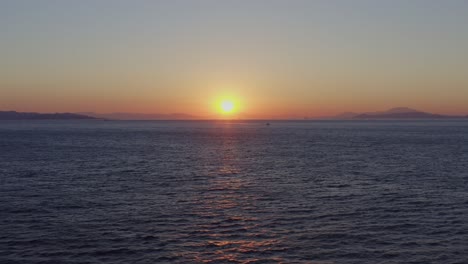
{"left": 1, "top": 1, "right": 468, "bottom": 118}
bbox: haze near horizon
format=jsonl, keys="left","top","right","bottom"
{"left": 2, "top": 0, "right": 468, "bottom": 118}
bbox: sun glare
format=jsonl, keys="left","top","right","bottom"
{"left": 220, "top": 100, "right": 235, "bottom": 114}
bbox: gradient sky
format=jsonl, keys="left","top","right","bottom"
{"left": 1, "top": 0, "right": 468, "bottom": 118}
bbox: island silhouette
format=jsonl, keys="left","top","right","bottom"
{"left": 1, "top": 108, "right": 467, "bottom": 120}
{"left": 0, "top": 111, "right": 96, "bottom": 120}
{"left": 332, "top": 107, "right": 466, "bottom": 119}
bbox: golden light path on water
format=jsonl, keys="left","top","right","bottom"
{"left": 183, "top": 123, "right": 284, "bottom": 263}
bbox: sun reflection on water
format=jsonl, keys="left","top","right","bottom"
{"left": 186, "top": 127, "right": 285, "bottom": 263}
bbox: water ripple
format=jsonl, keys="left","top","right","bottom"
{"left": 1, "top": 120, "right": 468, "bottom": 263}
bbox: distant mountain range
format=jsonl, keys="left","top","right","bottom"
{"left": 333, "top": 107, "right": 466, "bottom": 119}
{"left": 79, "top": 112, "right": 197, "bottom": 120}
{"left": 0, "top": 111, "right": 96, "bottom": 120}
{"left": 1, "top": 108, "right": 466, "bottom": 120}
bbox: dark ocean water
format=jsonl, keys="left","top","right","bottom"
{"left": 1, "top": 120, "right": 468, "bottom": 264}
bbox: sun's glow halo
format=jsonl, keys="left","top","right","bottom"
{"left": 220, "top": 100, "right": 235, "bottom": 114}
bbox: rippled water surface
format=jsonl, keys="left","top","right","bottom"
{"left": 1, "top": 120, "right": 468, "bottom": 263}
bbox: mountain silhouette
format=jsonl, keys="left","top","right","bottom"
{"left": 0, "top": 111, "right": 96, "bottom": 120}
{"left": 334, "top": 107, "right": 463, "bottom": 119}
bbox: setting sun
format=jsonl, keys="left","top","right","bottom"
{"left": 220, "top": 100, "right": 235, "bottom": 114}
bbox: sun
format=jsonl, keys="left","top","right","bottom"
{"left": 220, "top": 100, "right": 235, "bottom": 114}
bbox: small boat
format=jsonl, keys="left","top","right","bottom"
{"left": 266, "top": 122, "right": 270, "bottom": 126}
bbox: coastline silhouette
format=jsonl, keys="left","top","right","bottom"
{"left": 1, "top": 108, "right": 466, "bottom": 120}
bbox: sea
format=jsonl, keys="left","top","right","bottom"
{"left": 1, "top": 120, "right": 467, "bottom": 264}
